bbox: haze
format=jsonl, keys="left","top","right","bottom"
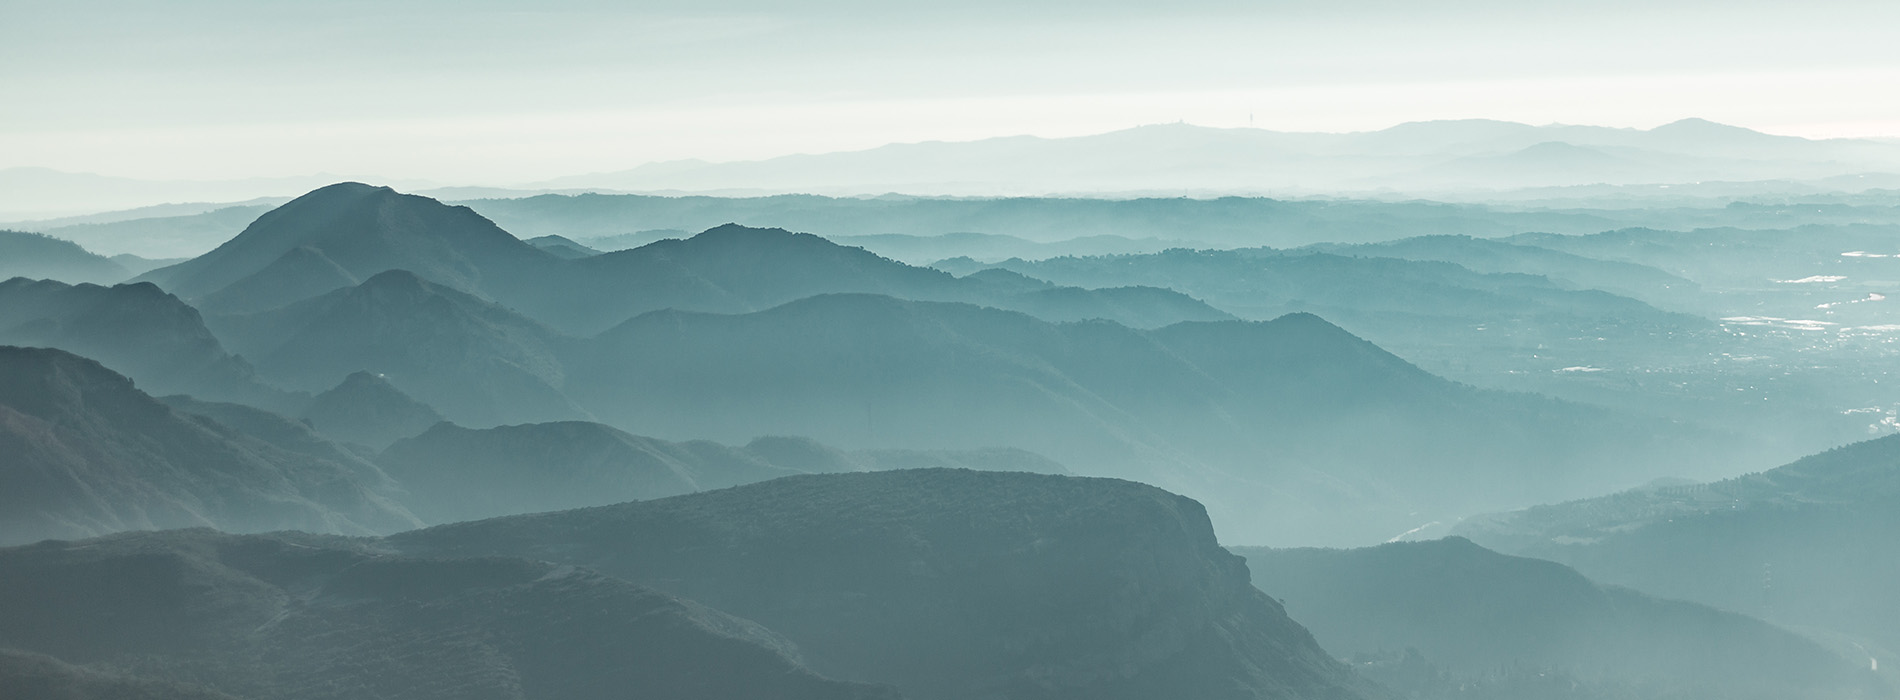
{"left": 6, "top": 0, "right": 1900, "bottom": 185}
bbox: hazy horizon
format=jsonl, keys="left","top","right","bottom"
{"left": 6, "top": 0, "right": 1900, "bottom": 185}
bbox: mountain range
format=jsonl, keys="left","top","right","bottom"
{"left": 0, "top": 346, "right": 418, "bottom": 545}
{"left": 1457, "top": 433, "right": 1900, "bottom": 685}
{"left": 0, "top": 182, "right": 1728, "bottom": 545}
{"left": 389, "top": 468, "right": 1377, "bottom": 700}
{"left": 528, "top": 119, "right": 1900, "bottom": 197}
{"left": 0, "top": 468, "right": 1382, "bottom": 700}
{"left": 1235, "top": 537, "right": 1887, "bottom": 700}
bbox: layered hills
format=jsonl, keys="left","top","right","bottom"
{"left": 0, "top": 346, "right": 418, "bottom": 545}
{"left": 144, "top": 183, "right": 1229, "bottom": 335}
{"left": 208, "top": 269, "right": 589, "bottom": 428}
{"left": 0, "top": 230, "right": 130, "bottom": 285}
{"left": 84, "top": 183, "right": 1747, "bottom": 544}
{"left": 1235, "top": 537, "right": 1885, "bottom": 700}
{"left": 0, "top": 278, "right": 289, "bottom": 408}
{"left": 568, "top": 293, "right": 1724, "bottom": 544}
{"left": 390, "top": 468, "right": 1377, "bottom": 700}
{"left": 1457, "top": 434, "right": 1900, "bottom": 678}
{"left": 378, "top": 423, "right": 1068, "bottom": 525}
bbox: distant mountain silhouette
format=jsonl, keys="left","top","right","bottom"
{"left": 1458, "top": 434, "right": 1900, "bottom": 677}
{"left": 377, "top": 422, "right": 1073, "bottom": 525}
{"left": 0, "top": 346, "right": 418, "bottom": 545}
{"left": 1235, "top": 537, "right": 1885, "bottom": 700}
{"left": 378, "top": 421, "right": 803, "bottom": 523}
{"left": 521, "top": 120, "right": 1900, "bottom": 197}
{"left": 209, "top": 269, "right": 589, "bottom": 427}
{"left": 515, "top": 222, "right": 1230, "bottom": 334}
{"left": 390, "top": 469, "right": 1378, "bottom": 700}
{"left": 0, "top": 230, "right": 129, "bottom": 284}
{"left": 565, "top": 294, "right": 1720, "bottom": 545}
{"left": 141, "top": 185, "right": 1231, "bottom": 332}
{"left": 0, "top": 278, "right": 292, "bottom": 409}
{"left": 0, "top": 529, "right": 900, "bottom": 700}
{"left": 525, "top": 234, "right": 602, "bottom": 258}
{"left": 139, "top": 182, "right": 560, "bottom": 312}
{"left": 1298, "top": 234, "right": 1699, "bottom": 310}
{"left": 300, "top": 370, "right": 445, "bottom": 449}
{"left": 463, "top": 191, "right": 1629, "bottom": 249}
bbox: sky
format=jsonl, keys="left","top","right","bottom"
{"left": 4, "top": 0, "right": 1900, "bottom": 185}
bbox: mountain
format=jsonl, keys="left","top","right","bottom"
{"left": 1457, "top": 435, "right": 1900, "bottom": 656}
{"left": 1298, "top": 234, "right": 1700, "bottom": 311}
{"left": 832, "top": 232, "right": 1199, "bottom": 265}
{"left": 460, "top": 191, "right": 1627, "bottom": 249}
{"left": 208, "top": 270, "right": 589, "bottom": 428}
{"left": 566, "top": 294, "right": 1726, "bottom": 545}
{"left": 0, "top": 346, "right": 418, "bottom": 545}
{"left": 389, "top": 469, "right": 1378, "bottom": 700}
{"left": 0, "top": 278, "right": 292, "bottom": 409}
{"left": 524, "top": 234, "right": 602, "bottom": 258}
{"left": 929, "top": 247, "right": 1723, "bottom": 429}
{"left": 158, "top": 394, "right": 405, "bottom": 493}
{"left": 377, "top": 421, "right": 803, "bottom": 524}
{"left": 0, "top": 529, "right": 900, "bottom": 700}
{"left": 1234, "top": 538, "right": 1886, "bottom": 700}
{"left": 23, "top": 204, "right": 277, "bottom": 260}
{"left": 139, "top": 185, "right": 1229, "bottom": 334}
{"left": 0, "top": 167, "right": 343, "bottom": 220}
{"left": 376, "top": 422, "right": 1073, "bottom": 525}
{"left": 515, "top": 222, "right": 1230, "bottom": 335}
{"left": 523, "top": 120, "right": 1900, "bottom": 197}
{"left": 138, "top": 182, "right": 560, "bottom": 312}
{"left": 299, "top": 370, "right": 445, "bottom": 449}
{"left": 0, "top": 230, "right": 130, "bottom": 284}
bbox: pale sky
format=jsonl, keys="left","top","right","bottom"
{"left": 4, "top": 0, "right": 1899, "bottom": 185}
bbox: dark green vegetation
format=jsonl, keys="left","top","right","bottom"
{"left": 1235, "top": 538, "right": 1886, "bottom": 700}
{"left": 390, "top": 468, "right": 1377, "bottom": 700}
{"left": 1458, "top": 434, "right": 1900, "bottom": 687}
{"left": 0, "top": 529, "right": 901, "bottom": 700}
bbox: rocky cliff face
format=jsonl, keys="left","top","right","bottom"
{"left": 390, "top": 469, "right": 1376, "bottom": 700}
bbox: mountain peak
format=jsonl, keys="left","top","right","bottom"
{"left": 140, "top": 183, "right": 552, "bottom": 308}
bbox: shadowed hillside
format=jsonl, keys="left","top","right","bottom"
{"left": 390, "top": 468, "right": 1380, "bottom": 700}
{"left": 1235, "top": 538, "right": 1886, "bottom": 700}
{"left": 0, "top": 347, "right": 418, "bottom": 545}
{"left": 0, "top": 530, "right": 901, "bottom": 700}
